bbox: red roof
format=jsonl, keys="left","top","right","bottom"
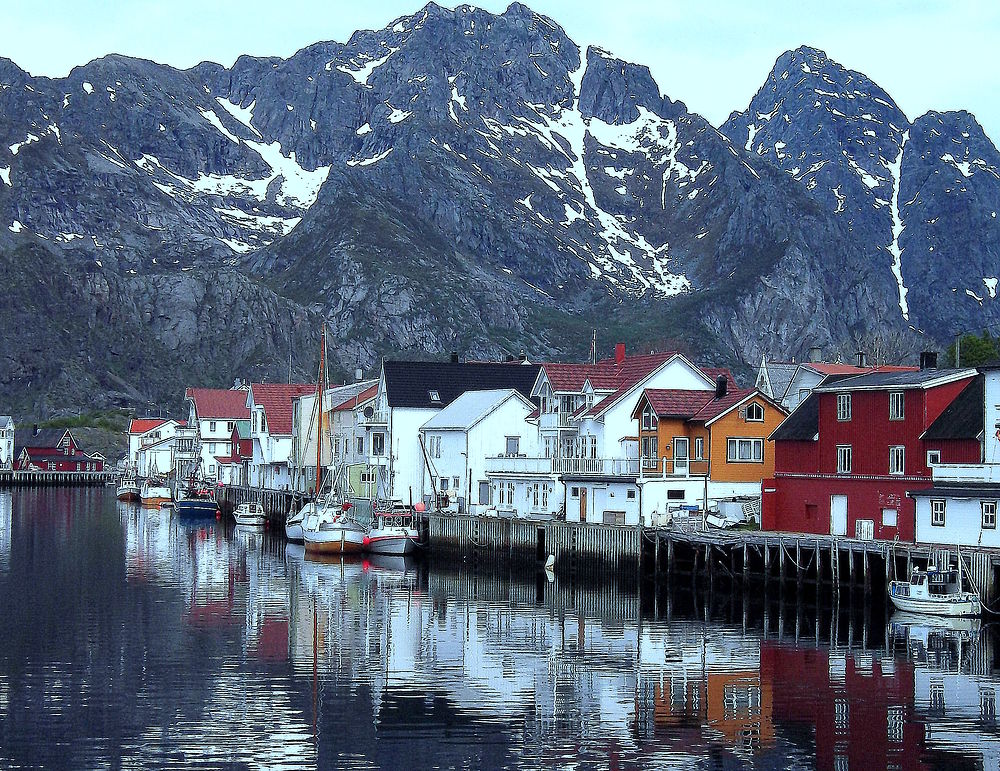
{"left": 638, "top": 387, "right": 770, "bottom": 424}
{"left": 250, "top": 383, "right": 316, "bottom": 435}
{"left": 129, "top": 418, "right": 168, "bottom": 435}
{"left": 186, "top": 388, "right": 251, "bottom": 420}
{"left": 542, "top": 352, "right": 680, "bottom": 393}
{"left": 332, "top": 384, "right": 378, "bottom": 412}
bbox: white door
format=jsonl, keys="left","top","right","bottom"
{"left": 855, "top": 519, "right": 874, "bottom": 541}
{"left": 674, "top": 438, "right": 689, "bottom": 476}
{"left": 831, "top": 495, "right": 848, "bottom": 536}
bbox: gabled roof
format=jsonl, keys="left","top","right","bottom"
{"left": 758, "top": 361, "right": 798, "bottom": 401}
{"left": 128, "top": 418, "right": 173, "bottom": 435}
{"left": 186, "top": 388, "right": 251, "bottom": 420}
{"left": 250, "top": 383, "right": 317, "bottom": 435}
{"left": 0, "top": 416, "right": 13, "bottom": 430}
{"left": 332, "top": 383, "right": 378, "bottom": 412}
{"left": 813, "top": 367, "right": 976, "bottom": 392}
{"left": 636, "top": 389, "right": 717, "bottom": 420}
{"left": 922, "top": 375, "right": 984, "bottom": 441}
{"left": 769, "top": 392, "right": 821, "bottom": 441}
{"left": 15, "top": 428, "right": 69, "bottom": 451}
{"left": 420, "top": 389, "right": 533, "bottom": 431}
{"left": 382, "top": 361, "right": 541, "bottom": 409}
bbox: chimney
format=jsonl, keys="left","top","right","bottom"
{"left": 920, "top": 351, "right": 938, "bottom": 370}
{"left": 715, "top": 375, "right": 728, "bottom": 399}
{"left": 505, "top": 353, "right": 516, "bottom": 362}
{"left": 354, "top": 368, "right": 363, "bottom": 382}
{"left": 614, "top": 343, "right": 626, "bottom": 366}
{"left": 856, "top": 351, "right": 868, "bottom": 368}
{"left": 808, "top": 346, "right": 822, "bottom": 363}
{"left": 519, "top": 350, "right": 528, "bottom": 363}
{"left": 450, "top": 351, "right": 459, "bottom": 364}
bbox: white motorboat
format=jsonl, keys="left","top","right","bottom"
{"left": 140, "top": 480, "right": 172, "bottom": 508}
{"left": 234, "top": 502, "right": 266, "bottom": 528}
{"left": 888, "top": 566, "right": 982, "bottom": 617}
{"left": 285, "top": 505, "right": 305, "bottom": 542}
{"left": 365, "top": 502, "right": 422, "bottom": 555}
{"left": 302, "top": 500, "right": 366, "bottom": 555}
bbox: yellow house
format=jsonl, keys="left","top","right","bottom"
{"left": 631, "top": 383, "right": 787, "bottom": 485}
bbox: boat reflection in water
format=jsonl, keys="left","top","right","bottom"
{"left": 8, "top": 488, "right": 1000, "bottom": 768}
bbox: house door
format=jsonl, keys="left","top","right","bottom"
{"left": 674, "top": 438, "right": 689, "bottom": 476}
{"left": 478, "top": 481, "right": 490, "bottom": 506}
{"left": 831, "top": 495, "right": 848, "bottom": 536}
{"left": 580, "top": 488, "right": 588, "bottom": 522}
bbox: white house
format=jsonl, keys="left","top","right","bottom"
{"left": 136, "top": 434, "right": 180, "bottom": 479}
{"left": 419, "top": 389, "right": 537, "bottom": 514}
{"left": 127, "top": 418, "right": 184, "bottom": 472}
{"left": 0, "top": 416, "right": 14, "bottom": 469}
{"left": 185, "top": 387, "right": 251, "bottom": 480}
{"left": 368, "top": 358, "right": 541, "bottom": 504}
{"left": 910, "top": 371, "right": 998, "bottom": 547}
{"left": 486, "top": 346, "right": 722, "bottom": 525}
{"left": 247, "top": 382, "right": 316, "bottom": 490}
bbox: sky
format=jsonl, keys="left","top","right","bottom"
{"left": 5, "top": 0, "right": 1000, "bottom": 139}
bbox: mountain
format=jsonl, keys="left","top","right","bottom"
{"left": 1, "top": 4, "right": 998, "bottom": 415}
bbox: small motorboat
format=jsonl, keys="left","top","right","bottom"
{"left": 117, "top": 472, "right": 141, "bottom": 502}
{"left": 302, "top": 499, "right": 366, "bottom": 555}
{"left": 140, "top": 479, "right": 172, "bottom": 508}
{"left": 365, "top": 501, "right": 422, "bottom": 555}
{"left": 888, "top": 566, "right": 982, "bottom": 617}
{"left": 234, "top": 502, "right": 266, "bottom": 528}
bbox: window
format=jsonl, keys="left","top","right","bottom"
{"left": 356, "top": 436, "right": 364, "bottom": 455}
{"left": 889, "top": 391, "right": 905, "bottom": 421}
{"left": 836, "top": 445, "right": 852, "bottom": 474}
{"left": 744, "top": 402, "right": 764, "bottom": 422}
{"left": 453, "top": 476, "right": 460, "bottom": 491}
{"left": 543, "top": 437, "right": 553, "bottom": 458}
{"left": 427, "top": 435, "right": 441, "bottom": 458}
{"left": 499, "top": 482, "right": 514, "bottom": 506}
{"left": 372, "top": 432, "right": 385, "bottom": 457}
{"left": 209, "top": 421, "right": 216, "bottom": 432}
{"left": 531, "top": 483, "right": 539, "bottom": 507}
{"left": 333, "top": 437, "right": 340, "bottom": 458}
{"left": 837, "top": 393, "right": 851, "bottom": 421}
{"left": 429, "top": 390, "right": 441, "bottom": 403}
{"left": 931, "top": 499, "right": 946, "bottom": 527}
{"left": 727, "top": 438, "right": 763, "bottom": 463}
{"left": 505, "top": 436, "right": 520, "bottom": 455}
{"left": 983, "top": 500, "right": 997, "bottom": 530}
{"left": 641, "top": 404, "right": 656, "bottom": 431}
{"left": 209, "top": 442, "right": 217, "bottom": 454}
{"left": 667, "top": 489, "right": 684, "bottom": 500}
{"left": 641, "top": 436, "right": 658, "bottom": 465}
{"left": 882, "top": 508, "right": 898, "bottom": 527}
{"left": 627, "top": 489, "right": 636, "bottom": 500}
{"left": 570, "top": 486, "right": 579, "bottom": 498}
{"left": 694, "top": 437, "right": 704, "bottom": 460}
{"left": 889, "top": 445, "right": 905, "bottom": 475}
{"left": 227, "top": 421, "right": 235, "bottom": 432}
{"left": 927, "top": 450, "right": 941, "bottom": 466}
{"left": 440, "top": 478, "right": 449, "bottom": 491}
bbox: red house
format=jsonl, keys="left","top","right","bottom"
{"left": 762, "top": 366, "right": 980, "bottom": 542}
{"left": 13, "top": 427, "right": 105, "bottom": 472}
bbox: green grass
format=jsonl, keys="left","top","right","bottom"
{"left": 39, "top": 409, "right": 131, "bottom": 434}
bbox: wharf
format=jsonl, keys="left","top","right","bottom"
{"left": 0, "top": 469, "right": 114, "bottom": 487}
{"left": 215, "top": 485, "right": 303, "bottom": 528}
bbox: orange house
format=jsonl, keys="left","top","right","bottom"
{"left": 631, "top": 383, "right": 787, "bottom": 485}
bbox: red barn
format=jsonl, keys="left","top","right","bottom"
{"left": 762, "top": 367, "right": 980, "bottom": 542}
{"left": 13, "top": 427, "right": 105, "bottom": 472}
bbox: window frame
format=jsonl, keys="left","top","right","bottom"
{"left": 727, "top": 437, "right": 764, "bottom": 464}
{"left": 889, "top": 391, "right": 905, "bottom": 421}
{"left": 983, "top": 500, "right": 997, "bottom": 530}
{"left": 926, "top": 450, "right": 941, "bottom": 466}
{"left": 836, "top": 445, "right": 852, "bottom": 475}
{"left": 889, "top": 445, "right": 905, "bottom": 476}
{"left": 505, "top": 436, "right": 520, "bottom": 456}
{"left": 744, "top": 402, "right": 764, "bottom": 422}
{"left": 837, "top": 393, "right": 852, "bottom": 421}
{"left": 694, "top": 436, "right": 705, "bottom": 460}
{"left": 641, "top": 404, "right": 656, "bottom": 431}
{"left": 930, "top": 499, "right": 946, "bottom": 527}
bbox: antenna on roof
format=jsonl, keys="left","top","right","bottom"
{"left": 590, "top": 329, "right": 597, "bottom": 365}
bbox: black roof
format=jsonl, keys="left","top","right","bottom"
{"left": 909, "top": 483, "right": 1000, "bottom": 498}
{"left": 923, "top": 375, "right": 984, "bottom": 441}
{"left": 814, "top": 368, "right": 973, "bottom": 391}
{"left": 770, "top": 392, "right": 820, "bottom": 441}
{"left": 382, "top": 361, "right": 541, "bottom": 409}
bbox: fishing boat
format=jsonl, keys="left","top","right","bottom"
{"left": 140, "top": 479, "right": 172, "bottom": 508}
{"left": 234, "top": 502, "right": 266, "bottom": 528}
{"left": 365, "top": 501, "right": 422, "bottom": 555}
{"left": 175, "top": 482, "right": 219, "bottom": 519}
{"left": 302, "top": 500, "right": 367, "bottom": 555}
{"left": 888, "top": 564, "right": 982, "bottom": 617}
{"left": 117, "top": 469, "right": 141, "bottom": 502}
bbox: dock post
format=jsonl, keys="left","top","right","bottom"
{"left": 743, "top": 542, "right": 749, "bottom": 583}
{"left": 796, "top": 541, "right": 803, "bottom": 592}
{"left": 849, "top": 546, "right": 855, "bottom": 589}
{"left": 863, "top": 549, "right": 871, "bottom": 598}
{"left": 764, "top": 543, "right": 771, "bottom": 585}
{"left": 779, "top": 541, "right": 787, "bottom": 585}
{"left": 666, "top": 537, "right": 674, "bottom": 578}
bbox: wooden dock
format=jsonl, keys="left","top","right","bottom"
{"left": 215, "top": 485, "right": 303, "bottom": 528}
{"left": 0, "top": 470, "right": 115, "bottom": 487}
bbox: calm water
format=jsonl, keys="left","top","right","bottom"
{"left": 1, "top": 489, "right": 999, "bottom": 769}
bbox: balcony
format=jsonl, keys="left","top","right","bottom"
{"left": 639, "top": 457, "right": 710, "bottom": 479}
{"left": 485, "top": 455, "right": 555, "bottom": 475}
{"left": 931, "top": 463, "right": 1000, "bottom": 484}
{"left": 485, "top": 455, "right": 640, "bottom": 477}
{"left": 358, "top": 409, "right": 389, "bottom": 427}
{"left": 173, "top": 428, "right": 200, "bottom": 460}
{"left": 538, "top": 411, "right": 579, "bottom": 430}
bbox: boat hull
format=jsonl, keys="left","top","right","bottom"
{"left": 117, "top": 487, "right": 140, "bottom": 502}
{"left": 140, "top": 496, "right": 171, "bottom": 508}
{"left": 176, "top": 498, "right": 219, "bottom": 519}
{"left": 285, "top": 522, "right": 304, "bottom": 542}
{"left": 234, "top": 513, "right": 266, "bottom": 527}
{"left": 304, "top": 526, "right": 366, "bottom": 554}
{"left": 365, "top": 532, "right": 421, "bottom": 555}
{"left": 888, "top": 582, "right": 982, "bottom": 616}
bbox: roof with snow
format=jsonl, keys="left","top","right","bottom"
{"left": 250, "top": 383, "right": 317, "bottom": 435}
{"left": 381, "top": 361, "right": 541, "bottom": 409}
{"left": 420, "top": 389, "right": 532, "bottom": 431}
{"left": 186, "top": 388, "right": 251, "bottom": 420}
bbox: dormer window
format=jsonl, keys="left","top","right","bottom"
{"left": 641, "top": 404, "right": 656, "bottom": 431}
{"left": 429, "top": 390, "right": 441, "bottom": 403}
{"left": 744, "top": 402, "right": 764, "bottom": 422}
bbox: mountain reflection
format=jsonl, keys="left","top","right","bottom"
{"left": 0, "top": 489, "right": 998, "bottom": 768}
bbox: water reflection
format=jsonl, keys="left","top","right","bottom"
{"left": 3, "top": 488, "right": 1000, "bottom": 768}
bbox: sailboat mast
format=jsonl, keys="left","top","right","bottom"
{"left": 315, "top": 325, "right": 326, "bottom": 499}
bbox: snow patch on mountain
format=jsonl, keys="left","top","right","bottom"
{"left": 337, "top": 47, "right": 399, "bottom": 87}
{"left": 885, "top": 129, "right": 910, "bottom": 319}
